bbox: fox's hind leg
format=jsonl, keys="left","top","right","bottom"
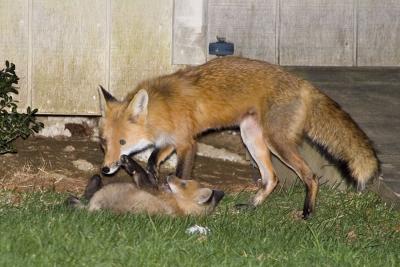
{"left": 240, "top": 116, "right": 278, "bottom": 206}
{"left": 268, "top": 139, "right": 318, "bottom": 219}
{"left": 176, "top": 141, "right": 197, "bottom": 179}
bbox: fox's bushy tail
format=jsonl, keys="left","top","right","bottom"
{"left": 305, "top": 90, "right": 380, "bottom": 190}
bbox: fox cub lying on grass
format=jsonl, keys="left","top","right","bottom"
{"left": 67, "top": 155, "right": 224, "bottom": 216}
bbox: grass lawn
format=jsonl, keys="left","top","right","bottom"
{"left": 0, "top": 187, "right": 399, "bottom": 267}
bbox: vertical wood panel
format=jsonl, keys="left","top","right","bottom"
{"left": 110, "top": 0, "right": 174, "bottom": 99}
{"left": 357, "top": 0, "right": 400, "bottom": 66}
{"left": 173, "top": 0, "right": 207, "bottom": 65}
{"left": 208, "top": 0, "right": 277, "bottom": 63}
{"left": 31, "top": 0, "right": 107, "bottom": 115}
{"left": 280, "top": 0, "right": 354, "bottom": 66}
{"left": 0, "top": 0, "right": 29, "bottom": 110}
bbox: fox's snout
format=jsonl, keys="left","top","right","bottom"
{"left": 101, "top": 161, "right": 120, "bottom": 175}
{"left": 101, "top": 166, "right": 111, "bottom": 174}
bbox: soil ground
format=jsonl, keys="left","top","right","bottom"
{"left": 0, "top": 135, "right": 259, "bottom": 196}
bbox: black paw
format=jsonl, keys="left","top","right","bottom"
{"left": 119, "top": 155, "right": 131, "bottom": 169}
{"left": 120, "top": 155, "right": 158, "bottom": 189}
{"left": 302, "top": 208, "right": 313, "bottom": 220}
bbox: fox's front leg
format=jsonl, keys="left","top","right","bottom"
{"left": 175, "top": 141, "right": 197, "bottom": 179}
{"left": 147, "top": 145, "right": 175, "bottom": 178}
{"left": 83, "top": 175, "right": 103, "bottom": 200}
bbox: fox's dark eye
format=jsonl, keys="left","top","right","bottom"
{"left": 119, "top": 139, "right": 126, "bottom": 145}
{"left": 180, "top": 181, "right": 186, "bottom": 188}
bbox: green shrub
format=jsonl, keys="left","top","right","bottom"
{"left": 0, "top": 61, "right": 44, "bottom": 154}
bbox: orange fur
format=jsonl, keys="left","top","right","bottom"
{"left": 99, "top": 56, "right": 379, "bottom": 217}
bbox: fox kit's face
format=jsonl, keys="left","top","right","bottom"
{"left": 99, "top": 87, "right": 152, "bottom": 175}
{"left": 167, "top": 176, "right": 225, "bottom": 215}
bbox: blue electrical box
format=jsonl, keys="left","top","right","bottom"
{"left": 209, "top": 37, "right": 234, "bottom": 57}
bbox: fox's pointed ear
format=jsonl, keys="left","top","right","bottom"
{"left": 196, "top": 188, "right": 214, "bottom": 204}
{"left": 129, "top": 89, "right": 148, "bottom": 119}
{"left": 98, "top": 85, "right": 117, "bottom": 116}
{"left": 99, "top": 85, "right": 117, "bottom": 102}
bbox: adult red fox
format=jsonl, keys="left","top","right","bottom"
{"left": 98, "top": 56, "right": 379, "bottom": 218}
{"left": 68, "top": 155, "right": 224, "bottom": 216}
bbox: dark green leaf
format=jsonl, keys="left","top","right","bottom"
{"left": 0, "top": 61, "right": 43, "bottom": 154}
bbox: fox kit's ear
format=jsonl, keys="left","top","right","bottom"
{"left": 129, "top": 89, "right": 148, "bottom": 119}
{"left": 98, "top": 85, "right": 117, "bottom": 116}
{"left": 196, "top": 188, "right": 214, "bottom": 204}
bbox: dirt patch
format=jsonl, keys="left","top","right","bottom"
{"left": 0, "top": 163, "right": 86, "bottom": 194}
{"left": 72, "top": 159, "right": 96, "bottom": 172}
{"left": 0, "top": 168, "right": 79, "bottom": 196}
{"left": 0, "top": 136, "right": 259, "bottom": 195}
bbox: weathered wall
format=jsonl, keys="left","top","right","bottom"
{"left": 110, "top": 0, "right": 174, "bottom": 99}
{"left": 173, "top": 0, "right": 207, "bottom": 65}
{"left": 357, "top": 0, "right": 400, "bottom": 66}
{"left": 0, "top": 0, "right": 174, "bottom": 115}
{"left": 279, "top": 0, "right": 354, "bottom": 66}
{"left": 0, "top": 0, "right": 29, "bottom": 109}
{"left": 31, "top": 0, "right": 107, "bottom": 115}
{"left": 207, "top": 0, "right": 278, "bottom": 63}
{"left": 206, "top": 0, "right": 399, "bottom": 67}
{"left": 0, "top": 0, "right": 399, "bottom": 115}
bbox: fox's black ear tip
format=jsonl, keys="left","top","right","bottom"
{"left": 212, "top": 190, "right": 225, "bottom": 204}
{"left": 99, "top": 85, "right": 117, "bottom": 102}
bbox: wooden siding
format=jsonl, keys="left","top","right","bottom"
{"left": 279, "top": 0, "right": 354, "bottom": 66}
{"left": 31, "top": 0, "right": 107, "bottom": 115}
{"left": 357, "top": 0, "right": 400, "bottom": 66}
{"left": 110, "top": 0, "right": 174, "bottom": 99}
{"left": 207, "top": 0, "right": 278, "bottom": 63}
{"left": 0, "top": 0, "right": 29, "bottom": 110}
{"left": 173, "top": 0, "right": 207, "bottom": 65}
{"left": 0, "top": 0, "right": 399, "bottom": 115}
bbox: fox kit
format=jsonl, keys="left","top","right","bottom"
{"left": 98, "top": 56, "right": 379, "bottom": 218}
{"left": 68, "top": 156, "right": 224, "bottom": 216}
